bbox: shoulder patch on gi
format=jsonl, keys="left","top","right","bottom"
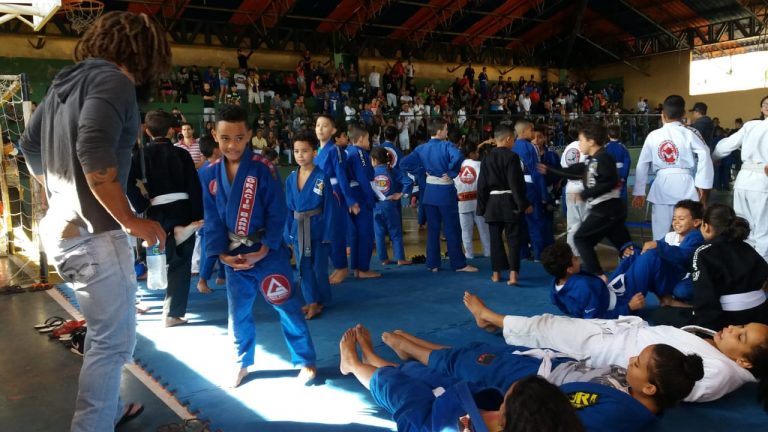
{"left": 564, "top": 148, "right": 581, "bottom": 166}
{"left": 385, "top": 147, "right": 398, "bottom": 167}
{"left": 568, "top": 391, "right": 599, "bottom": 409}
{"left": 458, "top": 165, "right": 477, "bottom": 184}
{"left": 261, "top": 274, "right": 292, "bottom": 305}
{"left": 313, "top": 178, "right": 325, "bottom": 196}
{"left": 208, "top": 179, "right": 217, "bottom": 196}
{"left": 657, "top": 140, "right": 679, "bottom": 164}
{"left": 476, "top": 353, "right": 497, "bottom": 365}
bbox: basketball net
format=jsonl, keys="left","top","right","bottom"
{"left": 62, "top": 0, "right": 103, "bottom": 34}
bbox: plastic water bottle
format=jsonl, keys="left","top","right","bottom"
{"left": 146, "top": 245, "right": 167, "bottom": 289}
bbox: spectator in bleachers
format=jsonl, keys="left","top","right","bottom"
{"left": 368, "top": 65, "right": 380, "bottom": 96}
{"left": 176, "top": 122, "right": 203, "bottom": 169}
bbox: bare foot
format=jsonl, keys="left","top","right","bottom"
{"left": 393, "top": 330, "right": 448, "bottom": 350}
{"left": 381, "top": 331, "right": 412, "bottom": 361}
{"left": 304, "top": 303, "right": 324, "bottom": 320}
{"left": 215, "top": 277, "right": 225, "bottom": 286}
{"left": 463, "top": 291, "right": 498, "bottom": 332}
{"left": 232, "top": 367, "right": 248, "bottom": 388}
{"left": 174, "top": 220, "right": 203, "bottom": 245}
{"left": 397, "top": 260, "right": 412, "bottom": 266}
{"left": 381, "top": 260, "right": 393, "bottom": 265}
{"left": 297, "top": 366, "right": 317, "bottom": 383}
{"left": 457, "top": 265, "right": 479, "bottom": 272}
{"left": 356, "top": 325, "right": 397, "bottom": 368}
{"left": 507, "top": 271, "right": 519, "bottom": 286}
{"left": 329, "top": 268, "right": 349, "bottom": 285}
{"left": 357, "top": 270, "right": 382, "bottom": 279}
{"left": 197, "top": 279, "right": 212, "bottom": 294}
{"left": 491, "top": 272, "right": 501, "bottom": 282}
{"left": 431, "top": 268, "right": 439, "bottom": 273}
{"left": 339, "top": 328, "right": 359, "bottom": 375}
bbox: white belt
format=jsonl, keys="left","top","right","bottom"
{"left": 512, "top": 348, "right": 572, "bottom": 379}
{"left": 741, "top": 163, "right": 765, "bottom": 173}
{"left": 524, "top": 174, "right": 533, "bottom": 183}
{"left": 490, "top": 190, "right": 512, "bottom": 195}
{"left": 607, "top": 288, "right": 618, "bottom": 311}
{"left": 150, "top": 192, "right": 189, "bottom": 206}
{"left": 657, "top": 167, "right": 690, "bottom": 175}
{"left": 616, "top": 163, "right": 624, "bottom": 168}
{"left": 720, "top": 289, "right": 766, "bottom": 311}
{"left": 426, "top": 175, "right": 453, "bottom": 185}
{"left": 350, "top": 180, "right": 360, "bottom": 187}
{"left": 330, "top": 177, "right": 339, "bottom": 186}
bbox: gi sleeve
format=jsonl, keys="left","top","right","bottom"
{"left": 633, "top": 139, "right": 653, "bottom": 196}
{"left": 259, "top": 164, "right": 288, "bottom": 251}
{"left": 712, "top": 125, "right": 745, "bottom": 160}
{"left": 546, "top": 162, "right": 586, "bottom": 180}
{"left": 691, "top": 246, "right": 723, "bottom": 328}
{"left": 181, "top": 149, "right": 203, "bottom": 221}
{"left": 400, "top": 150, "right": 423, "bottom": 176}
{"left": 560, "top": 284, "right": 605, "bottom": 319}
{"left": 19, "top": 100, "right": 43, "bottom": 176}
{"left": 476, "top": 159, "right": 489, "bottom": 217}
{"left": 581, "top": 154, "right": 619, "bottom": 201}
{"left": 283, "top": 173, "right": 296, "bottom": 246}
{"left": 619, "top": 146, "right": 631, "bottom": 181}
{"left": 396, "top": 168, "right": 414, "bottom": 196}
{"left": 508, "top": 152, "right": 530, "bottom": 211}
{"left": 446, "top": 142, "right": 464, "bottom": 179}
{"left": 332, "top": 146, "right": 358, "bottom": 208}
{"left": 322, "top": 175, "right": 335, "bottom": 243}
{"left": 125, "top": 149, "right": 149, "bottom": 214}
{"left": 200, "top": 168, "right": 229, "bottom": 257}
{"left": 690, "top": 134, "right": 714, "bottom": 190}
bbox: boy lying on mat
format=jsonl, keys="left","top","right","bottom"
{"left": 463, "top": 292, "right": 768, "bottom": 406}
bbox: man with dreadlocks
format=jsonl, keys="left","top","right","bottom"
{"left": 20, "top": 11, "right": 171, "bottom": 431}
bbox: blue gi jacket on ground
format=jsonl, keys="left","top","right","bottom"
{"left": 551, "top": 272, "right": 630, "bottom": 319}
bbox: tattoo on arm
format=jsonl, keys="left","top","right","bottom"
{"left": 85, "top": 167, "right": 119, "bottom": 188}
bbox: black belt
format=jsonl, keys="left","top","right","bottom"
{"left": 294, "top": 208, "right": 323, "bottom": 258}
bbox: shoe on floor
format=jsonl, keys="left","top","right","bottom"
{"left": 164, "top": 317, "right": 188, "bottom": 328}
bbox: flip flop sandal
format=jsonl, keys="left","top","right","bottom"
{"left": 34, "top": 316, "right": 65, "bottom": 330}
{"left": 1, "top": 284, "right": 25, "bottom": 295}
{"left": 50, "top": 320, "right": 86, "bottom": 338}
{"left": 36, "top": 317, "right": 66, "bottom": 333}
{"left": 116, "top": 403, "right": 144, "bottom": 429}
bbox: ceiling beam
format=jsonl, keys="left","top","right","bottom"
{"left": 559, "top": 0, "right": 588, "bottom": 67}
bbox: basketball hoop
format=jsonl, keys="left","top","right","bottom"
{"left": 61, "top": 0, "right": 102, "bottom": 34}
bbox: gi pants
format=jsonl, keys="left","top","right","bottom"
{"left": 298, "top": 241, "right": 331, "bottom": 305}
{"left": 350, "top": 204, "right": 374, "bottom": 271}
{"left": 424, "top": 203, "right": 467, "bottom": 270}
{"left": 565, "top": 193, "right": 588, "bottom": 256}
{"left": 574, "top": 199, "right": 632, "bottom": 276}
{"left": 330, "top": 188, "right": 349, "bottom": 270}
{"left": 224, "top": 245, "right": 316, "bottom": 368}
{"left": 164, "top": 234, "right": 196, "bottom": 318}
{"left": 374, "top": 201, "right": 406, "bottom": 262}
{"left": 734, "top": 168, "right": 768, "bottom": 262}
{"left": 522, "top": 201, "right": 554, "bottom": 260}
{"left": 489, "top": 218, "right": 525, "bottom": 273}
{"left": 459, "top": 210, "right": 490, "bottom": 258}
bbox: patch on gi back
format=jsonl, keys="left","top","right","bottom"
{"left": 658, "top": 140, "right": 679, "bottom": 164}
{"left": 261, "top": 274, "right": 291, "bottom": 304}
{"left": 564, "top": 148, "right": 581, "bottom": 166}
{"left": 374, "top": 174, "right": 391, "bottom": 193}
{"left": 209, "top": 179, "right": 217, "bottom": 195}
{"left": 476, "top": 353, "right": 496, "bottom": 365}
{"left": 313, "top": 178, "right": 325, "bottom": 196}
{"left": 458, "top": 165, "right": 477, "bottom": 184}
{"left": 568, "top": 391, "right": 599, "bottom": 409}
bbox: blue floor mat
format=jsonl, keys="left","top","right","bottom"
{"left": 56, "top": 257, "right": 768, "bottom": 431}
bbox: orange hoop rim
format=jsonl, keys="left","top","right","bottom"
{"left": 59, "top": 0, "right": 105, "bottom": 13}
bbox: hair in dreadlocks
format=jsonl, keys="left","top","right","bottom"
{"left": 74, "top": 11, "right": 171, "bottom": 85}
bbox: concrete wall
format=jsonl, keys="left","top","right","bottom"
{"left": 586, "top": 51, "right": 767, "bottom": 128}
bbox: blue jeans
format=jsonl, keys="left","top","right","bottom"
{"left": 43, "top": 227, "right": 137, "bottom": 432}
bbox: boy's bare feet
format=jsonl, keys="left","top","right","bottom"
{"left": 329, "top": 268, "right": 349, "bottom": 285}
{"left": 397, "top": 260, "right": 412, "bottom": 266}
{"left": 232, "top": 367, "right": 249, "bottom": 388}
{"left": 304, "top": 303, "right": 324, "bottom": 320}
{"left": 355, "top": 324, "right": 396, "bottom": 368}
{"left": 356, "top": 270, "right": 382, "bottom": 279}
{"left": 297, "top": 366, "right": 317, "bottom": 383}
{"left": 174, "top": 220, "right": 203, "bottom": 245}
{"left": 491, "top": 272, "right": 501, "bottom": 282}
{"left": 197, "top": 279, "right": 212, "bottom": 294}
{"left": 463, "top": 292, "right": 498, "bottom": 332}
{"left": 393, "top": 330, "right": 448, "bottom": 351}
{"left": 215, "top": 277, "right": 225, "bottom": 286}
{"left": 381, "top": 331, "right": 412, "bottom": 361}
{"left": 339, "top": 328, "right": 359, "bottom": 375}
{"left": 457, "top": 265, "right": 479, "bottom": 272}
{"left": 507, "top": 271, "right": 518, "bottom": 286}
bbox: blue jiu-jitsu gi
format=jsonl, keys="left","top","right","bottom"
{"left": 551, "top": 271, "right": 641, "bottom": 319}
{"left": 513, "top": 138, "right": 553, "bottom": 260}
{"left": 369, "top": 361, "right": 500, "bottom": 432}
{"left": 284, "top": 166, "right": 334, "bottom": 306}
{"left": 315, "top": 139, "right": 356, "bottom": 270}
{"left": 427, "top": 342, "right": 657, "bottom": 432}
{"left": 401, "top": 138, "right": 467, "bottom": 270}
{"left": 378, "top": 139, "right": 407, "bottom": 216}
{"left": 372, "top": 164, "right": 413, "bottom": 262}
{"left": 197, "top": 159, "right": 225, "bottom": 282}
{"left": 605, "top": 139, "right": 631, "bottom": 202}
{"left": 346, "top": 144, "right": 377, "bottom": 272}
{"left": 200, "top": 148, "right": 316, "bottom": 368}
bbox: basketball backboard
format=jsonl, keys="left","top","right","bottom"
{"left": 0, "top": 1, "right": 61, "bottom": 32}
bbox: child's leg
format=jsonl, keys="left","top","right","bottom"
{"left": 339, "top": 328, "right": 378, "bottom": 388}
{"left": 573, "top": 213, "right": 609, "bottom": 276}
{"left": 224, "top": 266, "right": 260, "bottom": 368}
{"left": 441, "top": 204, "right": 470, "bottom": 270}
{"left": 474, "top": 214, "right": 491, "bottom": 257}
{"left": 373, "top": 209, "right": 389, "bottom": 263}
{"left": 312, "top": 242, "right": 332, "bottom": 304}
{"left": 385, "top": 206, "right": 408, "bottom": 263}
{"left": 651, "top": 203, "right": 674, "bottom": 242}
{"left": 355, "top": 325, "right": 397, "bottom": 368}
{"left": 351, "top": 206, "right": 377, "bottom": 275}
{"left": 329, "top": 196, "right": 349, "bottom": 271}
{"left": 164, "top": 235, "right": 195, "bottom": 319}
{"left": 424, "top": 204, "right": 443, "bottom": 269}
{"left": 565, "top": 194, "right": 587, "bottom": 256}
{"left": 488, "top": 223, "right": 509, "bottom": 273}
{"left": 382, "top": 331, "right": 432, "bottom": 364}
{"left": 459, "top": 211, "right": 475, "bottom": 259}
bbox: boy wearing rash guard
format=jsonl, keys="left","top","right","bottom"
{"left": 200, "top": 105, "right": 316, "bottom": 387}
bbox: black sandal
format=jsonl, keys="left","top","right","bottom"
{"left": 115, "top": 402, "right": 144, "bottom": 429}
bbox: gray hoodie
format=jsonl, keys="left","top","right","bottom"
{"left": 20, "top": 58, "right": 139, "bottom": 233}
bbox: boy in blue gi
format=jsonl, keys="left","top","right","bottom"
{"left": 605, "top": 124, "right": 631, "bottom": 202}
{"left": 196, "top": 135, "right": 226, "bottom": 294}
{"left": 370, "top": 147, "right": 412, "bottom": 266}
{"left": 345, "top": 122, "right": 381, "bottom": 278}
{"left": 512, "top": 120, "right": 550, "bottom": 261}
{"left": 315, "top": 115, "right": 358, "bottom": 284}
{"left": 400, "top": 118, "right": 478, "bottom": 272}
{"left": 380, "top": 327, "right": 704, "bottom": 432}
{"left": 284, "top": 130, "right": 334, "bottom": 320}
{"left": 200, "top": 105, "right": 316, "bottom": 387}
{"left": 623, "top": 199, "right": 705, "bottom": 304}
{"left": 541, "top": 242, "right": 646, "bottom": 319}
{"left": 339, "top": 326, "right": 584, "bottom": 432}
